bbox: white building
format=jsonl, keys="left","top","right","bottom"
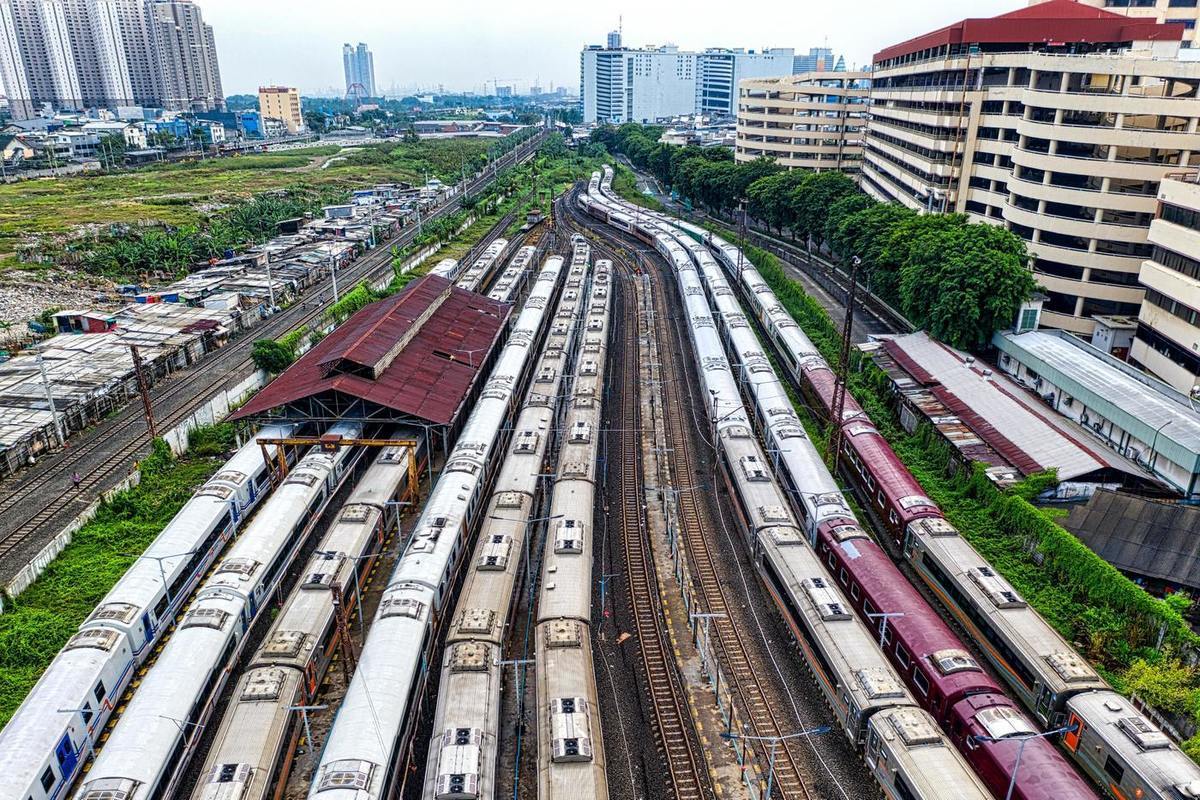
{"left": 580, "top": 36, "right": 795, "bottom": 123}
{"left": 0, "top": 0, "right": 222, "bottom": 119}
{"left": 696, "top": 47, "right": 794, "bottom": 117}
{"left": 580, "top": 44, "right": 696, "bottom": 123}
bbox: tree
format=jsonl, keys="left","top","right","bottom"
{"left": 789, "top": 171, "right": 857, "bottom": 249}
{"left": 304, "top": 111, "right": 328, "bottom": 133}
{"left": 403, "top": 125, "right": 420, "bottom": 144}
{"left": 896, "top": 217, "right": 1035, "bottom": 349}
{"left": 251, "top": 339, "right": 296, "bottom": 374}
{"left": 832, "top": 202, "right": 914, "bottom": 304}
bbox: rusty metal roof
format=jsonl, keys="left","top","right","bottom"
{"left": 233, "top": 274, "right": 509, "bottom": 426}
{"left": 877, "top": 332, "right": 1118, "bottom": 482}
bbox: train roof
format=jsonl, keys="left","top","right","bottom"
{"left": 1068, "top": 691, "right": 1200, "bottom": 796}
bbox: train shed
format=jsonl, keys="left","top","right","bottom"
{"left": 232, "top": 274, "right": 511, "bottom": 462}
{"left": 865, "top": 330, "right": 1163, "bottom": 501}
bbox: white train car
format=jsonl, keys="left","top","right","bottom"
{"left": 456, "top": 238, "right": 510, "bottom": 294}
{"left": 536, "top": 258, "right": 611, "bottom": 800}
{"left": 582, "top": 172, "right": 993, "bottom": 800}
{"left": 429, "top": 258, "right": 460, "bottom": 280}
{"left": 190, "top": 437, "right": 422, "bottom": 800}
{"left": 488, "top": 245, "right": 537, "bottom": 305}
{"left": 310, "top": 256, "right": 566, "bottom": 800}
{"left": 0, "top": 424, "right": 294, "bottom": 800}
{"left": 73, "top": 422, "right": 364, "bottom": 800}
{"left": 422, "top": 250, "right": 584, "bottom": 800}
{"left": 663, "top": 197, "right": 1194, "bottom": 798}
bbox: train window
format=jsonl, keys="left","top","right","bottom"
{"left": 850, "top": 583, "right": 860, "bottom": 601}
{"left": 81, "top": 704, "right": 93, "bottom": 724}
{"left": 153, "top": 594, "right": 169, "bottom": 622}
{"left": 876, "top": 491, "right": 885, "bottom": 508}
{"left": 863, "top": 599, "right": 876, "bottom": 616}
{"left": 826, "top": 552, "right": 835, "bottom": 569}
{"left": 41, "top": 768, "right": 56, "bottom": 793}
{"left": 867, "top": 476, "right": 875, "bottom": 491}
{"left": 895, "top": 644, "right": 910, "bottom": 669}
{"left": 93, "top": 680, "right": 106, "bottom": 704}
{"left": 1103, "top": 755, "right": 1125, "bottom": 784}
{"left": 889, "top": 510, "right": 899, "bottom": 526}
{"left": 912, "top": 670, "right": 929, "bottom": 696}
{"left": 838, "top": 568, "right": 848, "bottom": 586}
{"left": 894, "top": 774, "right": 919, "bottom": 800}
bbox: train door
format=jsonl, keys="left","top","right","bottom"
{"left": 1035, "top": 685, "right": 1054, "bottom": 723}
{"left": 142, "top": 611, "right": 155, "bottom": 640}
{"left": 1062, "top": 712, "right": 1083, "bottom": 753}
{"left": 54, "top": 733, "right": 77, "bottom": 782}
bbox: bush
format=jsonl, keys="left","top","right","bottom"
{"left": 251, "top": 338, "right": 295, "bottom": 374}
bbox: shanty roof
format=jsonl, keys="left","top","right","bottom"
{"left": 880, "top": 331, "right": 1121, "bottom": 482}
{"left": 232, "top": 274, "right": 509, "bottom": 426}
{"left": 1063, "top": 489, "right": 1200, "bottom": 591}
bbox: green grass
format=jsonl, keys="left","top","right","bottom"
{"left": 0, "top": 425, "right": 235, "bottom": 726}
{"left": 0, "top": 139, "right": 494, "bottom": 269}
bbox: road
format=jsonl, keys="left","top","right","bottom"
{"left": 0, "top": 131, "right": 545, "bottom": 585}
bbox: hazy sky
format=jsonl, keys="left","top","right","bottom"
{"left": 203, "top": 0, "right": 1019, "bottom": 96}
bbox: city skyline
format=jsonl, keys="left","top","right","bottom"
{"left": 196, "top": 0, "right": 1018, "bottom": 96}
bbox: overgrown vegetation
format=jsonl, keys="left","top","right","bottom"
{"left": 0, "top": 424, "right": 236, "bottom": 726}
{"left": 0, "top": 136, "right": 504, "bottom": 276}
{"left": 251, "top": 338, "right": 296, "bottom": 373}
{"left": 733, "top": 239, "right": 1200, "bottom": 757}
{"left": 595, "top": 123, "right": 1037, "bottom": 350}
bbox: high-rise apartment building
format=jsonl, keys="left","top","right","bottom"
{"left": 580, "top": 35, "right": 794, "bottom": 123}
{"left": 149, "top": 0, "right": 222, "bottom": 111}
{"left": 1131, "top": 173, "right": 1200, "bottom": 392}
{"left": 736, "top": 71, "right": 870, "bottom": 172}
{"left": 792, "top": 46, "right": 847, "bottom": 74}
{"left": 695, "top": 47, "right": 794, "bottom": 116}
{"left": 0, "top": 0, "right": 221, "bottom": 118}
{"left": 1039, "top": 0, "right": 1200, "bottom": 48}
{"left": 258, "top": 85, "right": 303, "bottom": 135}
{"left": 342, "top": 41, "right": 375, "bottom": 98}
{"left": 861, "top": 0, "right": 1199, "bottom": 335}
{"left": 580, "top": 44, "right": 696, "bottom": 123}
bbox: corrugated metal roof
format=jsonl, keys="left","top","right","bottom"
{"left": 232, "top": 275, "right": 509, "bottom": 426}
{"left": 1063, "top": 489, "right": 1200, "bottom": 591}
{"left": 885, "top": 332, "right": 1109, "bottom": 482}
{"left": 995, "top": 330, "right": 1200, "bottom": 470}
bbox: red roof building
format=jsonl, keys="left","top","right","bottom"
{"left": 232, "top": 274, "right": 510, "bottom": 440}
{"left": 874, "top": 0, "right": 1183, "bottom": 65}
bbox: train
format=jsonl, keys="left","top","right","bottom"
{"left": 428, "top": 258, "right": 460, "bottom": 280}
{"left": 0, "top": 424, "right": 294, "bottom": 800}
{"left": 456, "top": 238, "right": 511, "bottom": 294}
{"left": 74, "top": 421, "right": 365, "bottom": 800}
{"left": 579, "top": 174, "right": 994, "bottom": 800}
{"left": 421, "top": 245, "right": 587, "bottom": 800}
{"left": 533, "top": 254, "right": 611, "bottom": 800}
{"left": 488, "top": 244, "right": 538, "bottom": 305}
{"left": 190, "top": 436, "right": 425, "bottom": 800}
{"left": 646, "top": 182, "right": 1200, "bottom": 800}
{"left": 309, "top": 254, "right": 566, "bottom": 800}
{"left": 669, "top": 213, "right": 1095, "bottom": 799}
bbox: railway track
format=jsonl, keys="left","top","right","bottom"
{"left": 648, "top": 252, "right": 814, "bottom": 800}
{"left": 603, "top": 219, "right": 712, "bottom": 800}
{"left": 564, "top": 184, "right": 821, "bottom": 800}
{"left": 0, "top": 134, "right": 545, "bottom": 569}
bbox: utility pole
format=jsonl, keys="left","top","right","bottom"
{"left": 330, "top": 582, "right": 357, "bottom": 680}
{"left": 288, "top": 704, "right": 328, "bottom": 750}
{"left": 828, "top": 255, "right": 860, "bottom": 475}
{"left": 36, "top": 354, "right": 65, "bottom": 447}
{"left": 129, "top": 345, "right": 157, "bottom": 439}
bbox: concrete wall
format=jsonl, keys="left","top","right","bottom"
{"left": 1, "top": 367, "right": 267, "bottom": 610}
